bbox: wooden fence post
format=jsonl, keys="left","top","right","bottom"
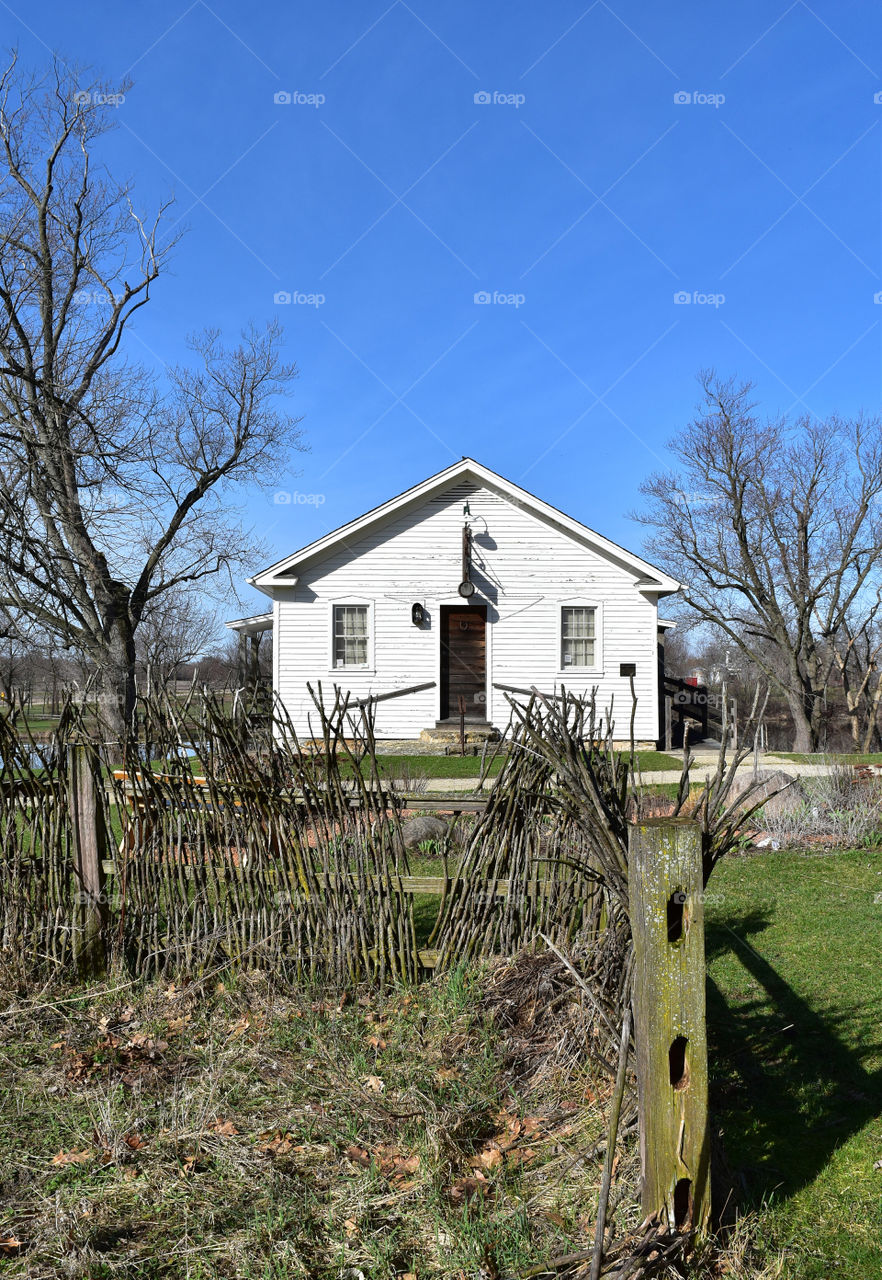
{"left": 68, "top": 743, "right": 107, "bottom": 977}
{"left": 629, "top": 818, "right": 710, "bottom": 1237}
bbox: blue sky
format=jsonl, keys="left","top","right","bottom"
{"left": 9, "top": 1, "right": 882, "bottom": 623}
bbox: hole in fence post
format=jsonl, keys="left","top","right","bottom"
{"left": 666, "top": 890, "right": 686, "bottom": 943}
{"left": 673, "top": 1177, "right": 693, "bottom": 1230}
{"left": 669, "top": 1035, "right": 689, "bottom": 1090}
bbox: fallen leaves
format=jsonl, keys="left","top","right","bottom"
{"left": 256, "top": 1130, "right": 298, "bottom": 1157}
{"left": 541, "top": 1210, "right": 568, "bottom": 1229}
{"left": 468, "top": 1144, "right": 503, "bottom": 1172}
{"left": 63, "top": 1030, "right": 169, "bottom": 1086}
{"left": 448, "top": 1171, "right": 490, "bottom": 1205}
{"left": 126, "top": 1033, "right": 169, "bottom": 1053}
{"left": 434, "top": 1065, "right": 461, "bottom": 1085}
{"left": 460, "top": 1111, "right": 544, "bottom": 1178}
{"left": 179, "top": 1153, "right": 210, "bottom": 1177}
{"left": 344, "top": 1143, "right": 372, "bottom": 1169}
{"left": 209, "top": 1118, "right": 239, "bottom": 1137}
{"left": 310, "top": 995, "right": 349, "bottom": 1017}
{"left": 96, "top": 1006, "right": 136, "bottom": 1036}
{"left": 344, "top": 1143, "right": 420, "bottom": 1187}
{"left": 362, "top": 1074, "right": 385, "bottom": 1094}
{"left": 51, "top": 1148, "right": 92, "bottom": 1166}
{"left": 506, "top": 1146, "right": 536, "bottom": 1168}
{"left": 0, "top": 1235, "right": 23, "bottom": 1256}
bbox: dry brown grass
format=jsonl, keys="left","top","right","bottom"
{"left": 0, "top": 952, "right": 767, "bottom": 1280}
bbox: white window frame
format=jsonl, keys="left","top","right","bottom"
{"left": 558, "top": 601, "right": 603, "bottom": 675}
{"left": 329, "top": 599, "right": 374, "bottom": 673}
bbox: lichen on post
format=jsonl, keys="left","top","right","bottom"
{"left": 629, "top": 817, "right": 710, "bottom": 1237}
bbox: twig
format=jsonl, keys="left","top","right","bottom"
{"left": 520, "top": 1248, "right": 594, "bottom": 1278}
{"left": 589, "top": 1002, "right": 632, "bottom": 1280}
{"left": 539, "top": 934, "right": 620, "bottom": 1045}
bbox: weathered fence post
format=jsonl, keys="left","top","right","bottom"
{"left": 629, "top": 818, "right": 710, "bottom": 1237}
{"left": 68, "top": 743, "right": 107, "bottom": 977}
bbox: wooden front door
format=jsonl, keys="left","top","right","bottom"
{"left": 440, "top": 606, "right": 487, "bottom": 721}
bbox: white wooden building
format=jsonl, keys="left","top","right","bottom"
{"left": 228, "top": 459, "right": 680, "bottom": 744}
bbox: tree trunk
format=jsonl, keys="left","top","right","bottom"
{"left": 98, "top": 621, "right": 137, "bottom": 749}
{"left": 861, "top": 682, "right": 882, "bottom": 752}
{"left": 786, "top": 690, "right": 819, "bottom": 753}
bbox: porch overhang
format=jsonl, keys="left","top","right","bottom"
{"left": 225, "top": 612, "right": 274, "bottom": 637}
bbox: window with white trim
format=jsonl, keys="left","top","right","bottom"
{"left": 561, "top": 606, "right": 596, "bottom": 668}
{"left": 333, "top": 605, "right": 369, "bottom": 667}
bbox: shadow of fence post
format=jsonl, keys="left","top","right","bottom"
{"left": 629, "top": 817, "right": 710, "bottom": 1237}
{"left": 68, "top": 742, "right": 108, "bottom": 978}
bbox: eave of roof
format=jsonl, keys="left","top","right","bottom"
{"left": 225, "top": 612, "right": 274, "bottom": 635}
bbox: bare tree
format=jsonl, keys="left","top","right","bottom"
{"left": 135, "top": 592, "right": 220, "bottom": 696}
{"left": 636, "top": 374, "right": 882, "bottom": 752}
{"left": 831, "top": 602, "right": 882, "bottom": 751}
{"left": 0, "top": 54, "right": 305, "bottom": 738}
{"left": 0, "top": 607, "right": 33, "bottom": 715}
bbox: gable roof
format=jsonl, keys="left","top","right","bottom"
{"left": 249, "top": 458, "right": 680, "bottom": 595}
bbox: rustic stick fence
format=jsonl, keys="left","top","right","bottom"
{"left": 0, "top": 680, "right": 767, "bottom": 1261}
{"left": 0, "top": 687, "right": 603, "bottom": 983}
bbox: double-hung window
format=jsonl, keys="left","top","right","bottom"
{"left": 333, "top": 605, "right": 369, "bottom": 668}
{"left": 561, "top": 606, "right": 596, "bottom": 669}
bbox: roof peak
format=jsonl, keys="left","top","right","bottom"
{"left": 248, "top": 458, "right": 680, "bottom": 597}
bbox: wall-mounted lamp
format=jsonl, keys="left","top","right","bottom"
{"left": 411, "top": 602, "right": 425, "bottom": 627}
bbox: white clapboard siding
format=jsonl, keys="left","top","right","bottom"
{"left": 274, "top": 479, "right": 662, "bottom": 739}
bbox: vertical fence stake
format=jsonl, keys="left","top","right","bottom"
{"left": 68, "top": 742, "right": 107, "bottom": 977}
{"left": 629, "top": 817, "right": 710, "bottom": 1237}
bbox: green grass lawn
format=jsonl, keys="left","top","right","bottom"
{"left": 362, "top": 753, "right": 506, "bottom": 779}
{"left": 705, "top": 847, "right": 882, "bottom": 1277}
{"left": 0, "top": 710, "right": 61, "bottom": 734}
{"left": 350, "top": 749, "right": 682, "bottom": 780}
{"left": 769, "top": 750, "right": 882, "bottom": 765}
{"left": 628, "top": 750, "right": 682, "bottom": 773}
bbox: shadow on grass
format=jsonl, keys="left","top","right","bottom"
{"left": 705, "top": 908, "right": 882, "bottom": 1209}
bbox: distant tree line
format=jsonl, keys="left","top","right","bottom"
{"left": 0, "top": 594, "right": 271, "bottom": 725}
